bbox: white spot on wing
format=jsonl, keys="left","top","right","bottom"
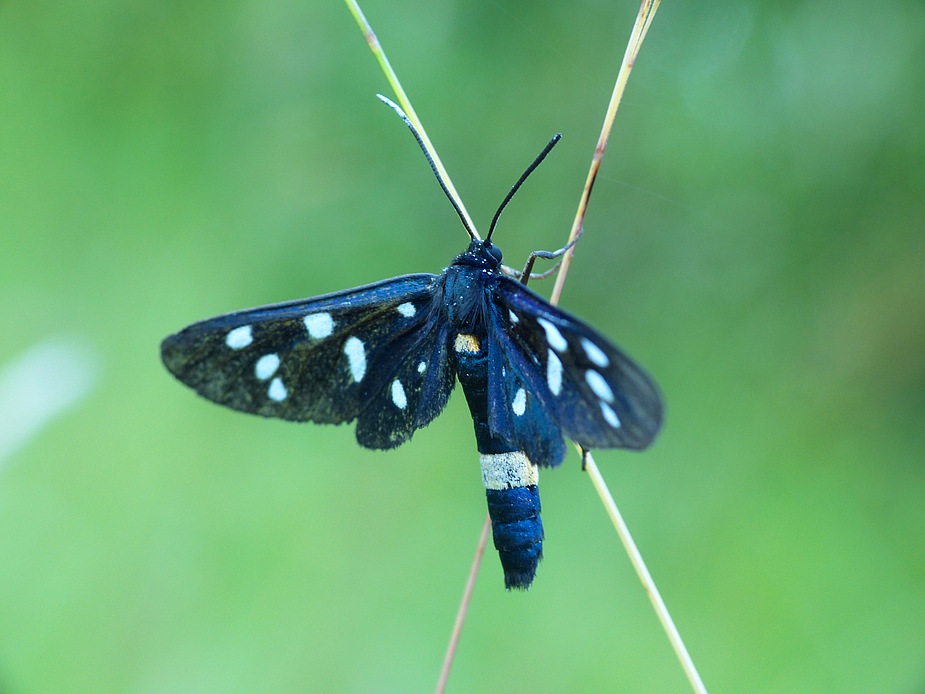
{"left": 391, "top": 379, "right": 407, "bottom": 409}
{"left": 303, "top": 312, "right": 334, "bottom": 339}
{"left": 268, "top": 377, "right": 287, "bottom": 401}
{"left": 344, "top": 336, "right": 366, "bottom": 382}
{"left": 397, "top": 302, "right": 416, "bottom": 317}
{"left": 417, "top": 361, "right": 426, "bottom": 374}
{"left": 512, "top": 388, "right": 527, "bottom": 416}
{"left": 509, "top": 310, "right": 519, "bottom": 323}
{"left": 585, "top": 370, "right": 614, "bottom": 402}
{"left": 601, "top": 402, "right": 621, "bottom": 428}
{"left": 226, "top": 325, "right": 253, "bottom": 349}
{"left": 581, "top": 338, "right": 609, "bottom": 367}
{"left": 255, "top": 353, "right": 280, "bottom": 380}
{"left": 547, "top": 349, "right": 563, "bottom": 395}
{"left": 538, "top": 318, "right": 568, "bottom": 352}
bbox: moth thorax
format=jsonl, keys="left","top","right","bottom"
{"left": 454, "top": 333, "right": 481, "bottom": 354}
{"left": 480, "top": 451, "right": 538, "bottom": 490}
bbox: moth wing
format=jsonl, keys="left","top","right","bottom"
{"left": 354, "top": 320, "right": 456, "bottom": 449}
{"left": 490, "top": 276, "right": 663, "bottom": 457}
{"left": 161, "top": 274, "right": 454, "bottom": 448}
{"left": 484, "top": 307, "right": 568, "bottom": 468}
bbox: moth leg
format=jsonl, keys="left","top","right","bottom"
{"left": 515, "top": 225, "right": 585, "bottom": 286}
{"left": 501, "top": 262, "right": 559, "bottom": 282}
{"left": 580, "top": 446, "right": 591, "bottom": 471}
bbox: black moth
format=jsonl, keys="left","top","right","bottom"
{"left": 161, "top": 99, "right": 662, "bottom": 589}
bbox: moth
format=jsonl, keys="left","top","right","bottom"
{"left": 161, "top": 98, "right": 663, "bottom": 589}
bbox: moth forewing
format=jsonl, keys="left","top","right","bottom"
{"left": 161, "top": 274, "right": 439, "bottom": 426}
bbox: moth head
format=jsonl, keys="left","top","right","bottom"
{"left": 454, "top": 239, "right": 503, "bottom": 270}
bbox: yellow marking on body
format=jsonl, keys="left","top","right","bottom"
{"left": 454, "top": 333, "right": 481, "bottom": 354}
{"left": 480, "top": 451, "right": 538, "bottom": 489}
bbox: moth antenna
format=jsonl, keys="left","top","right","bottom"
{"left": 486, "top": 133, "right": 562, "bottom": 243}
{"left": 377, "top": 94, "right": 477, "bottom": 240}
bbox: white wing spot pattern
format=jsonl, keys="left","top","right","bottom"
{"left": 391, "top": 379, "right": 407, "bottom": 409}
{"left": 255, "top": 353, "right": 280, "bottom": 380}
{"left": 585, "top": 369, "right": 614, "bottom": 402}
{"left": 397, "top": 302, "right": 416, "bottom": 317}
{"left": 538, "top": 318, "right": 568, "bottom": 352}
{"left": 600, "top": 402, "right": 621, "bottom": 428}
{"left": 417, "top": 361, "right": 427, "bottom": 374}
{"left": 268, "top": 377, "right": 288, "bottom": 402}
{"left": 547, "top": 349, "right": 563, "bottom": 395}
{"left": 304, "top": 312, "right": 334, "bottom": 339}
{"left": 581, "top": 338, "right": 610, "bottom": 367}
{"left": 344, "top": 336, "right": 366, "bottom": 382}
{"left": 225, "top": 325, "right": 253, "bottom": 349}
{"left": 512, "top": 388, "right": 527, "bottom": 416}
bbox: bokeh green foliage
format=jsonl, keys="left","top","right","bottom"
{"left": 1, "top": 1, "right": 923, "bottom": 693}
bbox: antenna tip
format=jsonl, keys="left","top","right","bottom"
{"left": 376, "top": 93, "right": 398, "bottom": 109}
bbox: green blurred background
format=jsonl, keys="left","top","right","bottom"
{"left": 1, "top": 1, "right": 923, "bottom": 692}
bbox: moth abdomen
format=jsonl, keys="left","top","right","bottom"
{"left": 457, "top": 331, "right": 546, "bottom": 589}
{"left": 485, "top": 482, "right": 544, "bottom": 590}
{"left": 479, "top": 451, "right": 544, "bottom": 590}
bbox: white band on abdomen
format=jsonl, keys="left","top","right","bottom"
{"left": 480, "top": 451, "right": 538, "bottom": 490}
